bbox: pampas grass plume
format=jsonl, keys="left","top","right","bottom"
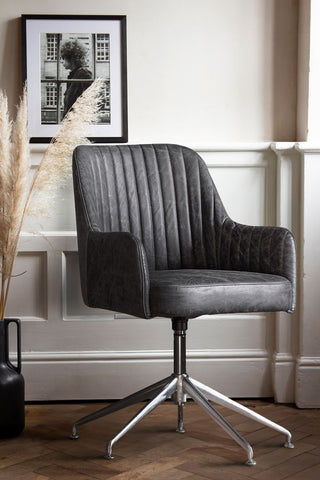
{"left": 0, "top": 78, "right": 104, "bottom": 319}
{"left": 0, "top": 90, "right": 13, "bottom": 263}
{"left": 27, "top": 78, "right": 104, "bottom": 216}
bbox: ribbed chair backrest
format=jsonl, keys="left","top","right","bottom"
{"left": 73, "top": 144, "right": 228, "bottom": 270}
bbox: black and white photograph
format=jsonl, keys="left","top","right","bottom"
{"left": 22, "top": 15, "right": 127, "bottom": 143}
{"left": 40, "top": 32, "right": 110, "bottom": 125}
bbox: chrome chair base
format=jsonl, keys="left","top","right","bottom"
{"left": 70, "top": 319, "right": 294, "bottom": 466}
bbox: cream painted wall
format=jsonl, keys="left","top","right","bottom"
{"left": 297, "top": 0, "right": 310, "bottom": 140}
{"left": 0, "top": 0, "right": 299, "bottom": 144}
{"left": 303, "top": 0, "right": 320, "bottom": 141}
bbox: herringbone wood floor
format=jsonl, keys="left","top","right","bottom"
{"left": 0, "top": 399, "right": 320, "bottom": 479}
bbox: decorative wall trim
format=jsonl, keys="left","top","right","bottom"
{"left": 273, "top": 353, "right": 295, "bottom": 363}
{"left": 22, "top": 348, "right": 269, "bottom": 363}
{"left": 297, "top": 356, "right": 320, "bottom": 367}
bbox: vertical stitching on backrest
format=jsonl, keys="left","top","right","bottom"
{"left": 209, "top": 166, "right": 217, "bottom": 268}
{"left": 129, "top": 145, "right": 143, "bottom": 240}
{"left": 198, "top": 158, "right": 207, "bottom": 268}
{"left": 96, "top": 147, "right": 111, "bottom": 231}
{"left": 153, "top": 144, "right": 169, "bottom": 269}
{"left": 177, "top": 148, "right": 191, "bottom": 267}
{"left": 185, "top": 153, "right": 205, "bottom": 268}
{"left": 165, "top": 145, "right": 181, "bottom": 268}
{"left": 109, "top": 147, "right": 121, "bottom": 231}
{"left": 117, "top": 146, "right": 133, "bottom": 233}
{"left": 116, "top": 146, "right": 130, "bottom": 232}
{"left": 141, "top": 145, "right": 156, "bottom": 270}
{"left": 181, "top": 151, "right": 193, "bottom": 267}
{"left": 183, "top": 150, "right": 194, "bottom": 267}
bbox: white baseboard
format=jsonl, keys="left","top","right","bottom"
{"left": 296, "top": 357, "right": 320, "bottom": 408}
{"left": 272, "top": 353, "right": 295, "bottom": 403}
{"left": 22, "top": 349, "right": 272, "bottom": 401}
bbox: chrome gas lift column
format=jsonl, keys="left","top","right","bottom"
{"left": 171, "top": 318, "right": 188, "bottom": 433}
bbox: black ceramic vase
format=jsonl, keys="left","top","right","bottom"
{"left": 0, "top": 318, "right": 25, "bottom": 438}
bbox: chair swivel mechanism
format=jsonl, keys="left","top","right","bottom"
{"left": 70, "top": 144, "right": 296, "bottom": 466}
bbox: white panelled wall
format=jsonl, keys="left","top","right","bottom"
{"left": 6, "top": 142, "right": 320, "bottom": 408}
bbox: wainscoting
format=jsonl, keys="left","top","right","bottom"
{"left": 5, "top": 143, "right": 320, "bottom": 407}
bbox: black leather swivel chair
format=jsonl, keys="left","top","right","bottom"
{"left": 70, "top": 144, "right": 296, "bottom": 466}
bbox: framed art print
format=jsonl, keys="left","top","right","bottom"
{"left": 21, "top": 15, "right": 128, "bottom": 143}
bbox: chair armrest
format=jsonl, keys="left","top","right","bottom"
{"left": 85, "top": 231, "right": 151, "bottom": 318}
{"left": 219, "top": 219, "right": 296, "bottom": 311}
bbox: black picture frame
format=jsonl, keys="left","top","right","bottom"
{"left": 21, "top": 14, "right": 128, "bottom": 143}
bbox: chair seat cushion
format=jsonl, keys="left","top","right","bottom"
{"left": 149, "top": 269, "right": 293, "bottom": 318}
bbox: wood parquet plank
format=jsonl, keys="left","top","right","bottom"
{"left": 251, "top": 452, "right": 320, "bottom": 480}
{"left": 283, "top": 463, "right": 320, "bottom": 480}
{"left": 0, "top": 400, "right": 320, "bottom": 479}
{"left": 36, "top": 465, "right": 95, "bottom": 480}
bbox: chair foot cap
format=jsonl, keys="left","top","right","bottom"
{"left": 104, "top": 454, "right": 114, "bottom": 460}
{"left": 245, "top": 459, "right": 256, "bottom": 466}
{"left": 69, "top": 433, "right": 79, "bottom": 440}
{"left": 284, "top": 442, "right": 294, "bottom": 449}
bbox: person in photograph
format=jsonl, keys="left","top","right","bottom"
{"left": 60, "top": 39, "right": 93, "bottom": 118}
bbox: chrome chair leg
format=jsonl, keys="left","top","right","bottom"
{"left": 176, "top": 404, "right": 185, "bottom": 433}
{"left": 183, "top": 376, "right": 256, "bottom": 466}
{"left": 189, "top": 377, "right": 294, "bottom": 448}
{"left": 105, "top": 377, "right": 178, "bottom": 459}
{"left": 172, "top": 374, "right": 186, "bottom": 433}
{"left": 70, "top": 375, "right": 173, "bottom": 439}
